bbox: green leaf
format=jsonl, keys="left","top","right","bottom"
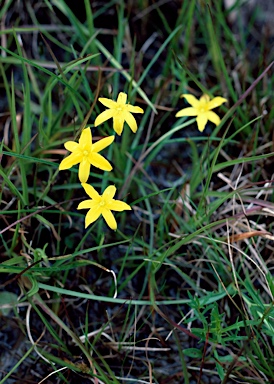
{"left": 183, "top": 348, "right": 203, "bottom": 358}
{"left": 0, "top": 292, "right": 18, "bottom": 316}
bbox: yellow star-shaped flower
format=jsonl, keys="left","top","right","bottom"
{"left": 59, "top": 127, "right": 114, "bottom": 183}
{"left": 94, "top": 92, "right": 144, "bottom": 135}
{"left": 176, "top": 94, "right": 227, "bottom": 132}
{"left": 78, "top": 183, "right": 132, "bottom": 230}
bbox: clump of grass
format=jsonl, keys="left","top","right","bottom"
{"left": 0, "top": 1, "right": 274, "bottom": 383}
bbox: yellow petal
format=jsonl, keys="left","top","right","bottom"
{"left": 102, "top": 185, "right": 116, "bottom": 200}
{"left": 79, "top": 127, "right": 92, "bottom": 150}
{"left": 88, "top": 152, "right": 113, "bottom": 171}
{"left": 200, "top": 94, "right": 211, "bottom": 103}
{"left": 81, "top": 183, "right": 100, "bottom": 200}
{"left": 77, "top": 200, "right": 96, "bottom": 210}
{"left": 101, "top": 209, "right": 117, "bottom": 230}
{"left": 64, "top": 141, "right": 79, "bottom": 152}
{"left": 108, "top": 200, "right": 131, "bottom": 211}
{"left": 92, "top": 135, "right": 115, "bottom": 153}
{"left": 117, "top": 92, "right": 127, "bottom": 104}
{"left": 98, "top": 97, "right": 118, "bottom": 109}
{"left": 175, "top": 107, "right": 198, "bottom": 117}
{"left": 85, "top": 207, "right": 102, "bottom": 228}
{"left": 126, "top": 105, "right": 144, "bottom": 114}
{"left": 207, "top": 97, "right": 227, "bottom": 110}
{"left": 59, "top": 152, "right": 83, "bottom": 170}
{"left": 78, "top": 159, "right": 91, "bottom": 182}
{"left": 94, "top": 109, "right": 114, "bottom": 127}
{"left": 196, "top": 114, "right": 208, "bottom": 132}
{"left": 181, "top": 94, "right": 200, "bottom": 108}
{"left": 113, "top": 116, "right": 125, "bottom": 135}
{"left": 206, "top": 111, "right": 221, "bottom": 126}
{"left": 124, "top": 111, "right": 138, "bottom": 133}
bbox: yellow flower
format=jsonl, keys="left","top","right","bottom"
{"left": 78, "top": 183, "right": 132, "bottom": 230}
{"left": 94, "top": 92, "right": 144, "bottom": 135}
{"left": 176, "top": 94, "right": 227, "bottom": 132}
{"left": 59, "top": 127, "right": 114, "bottom": 183}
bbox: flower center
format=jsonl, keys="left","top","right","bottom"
{"left": 83, "top": 150, "right": 89, "bottom": 157}
{"left": 99, "top": 200, "right": 106, "bottom": 207}
{"left": 198, "top": 103, "right": 208, "bottom": 113}
{"left": 116, "top": 105, "right": 124, "bottom": 112}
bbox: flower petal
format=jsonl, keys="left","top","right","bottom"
{"left": 94, "top": 109, "right": 114, "bottom": 127}
{"left": 88, "top": 152, "right": 113, "bottom": 171}
{"left": 85, "top": 207, "right": 102, "bottom": 228}
{"left": 175, "top": 107, "right": 198, "bottom": 117}
{"left": 124, "top": 111, "right": 138, "bottom": 133}
{"left": 59, "top": 152, "right": 83, "bottom": 170}
{"left": 196, "top": 114, "right": 208, "bottom": 132}
{"left": 101, "top": 209, "right": 117, "bottom": 230}
{"left": 64, "top": 141, "right": 79, "bottom": 152}
{"left": 206, "top": 111, "right": 221, "bottom": 126}
{"left": 92, "top": 135, "right": 115, "bottom": 153}
{"left": 102, "top": 185, "right": 116, "bottom": 200}
{"left": 126, "top": 105, "right": 144, "bottom": 114}
{"left": 81, "top": 183, "right": 100, "bottom": 200}
{"left": 113, "top": 116, "right": 125, "bottom": 135}
{"left": 108, "top": 200, "right": 131, "bottom": 211}
{"left": 181, "top": 94, "right": 200, "bottom": 108}
{"left": 79, "top": 127, "right": 92, "bottom": 150}
{"left": 207, "top": 97, "right": 227, "bottom": 110}
{"left": 79, "top": 159, "right": 91, "bottom": 182}
{"left": 199, "top": 94, "right": 211, "bottom": 103}
{"left": 77, "top": 199, "right": 96, "bottom": 210}
{"left": 117, "top": 92, "right": 127, "bottom": 104}
{"left": 98, "top": 97, "right": 118, "bottom": 109}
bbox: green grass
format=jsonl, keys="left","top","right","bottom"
{"left": 0, "top": 1, "right": 274, "bottom": 383}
